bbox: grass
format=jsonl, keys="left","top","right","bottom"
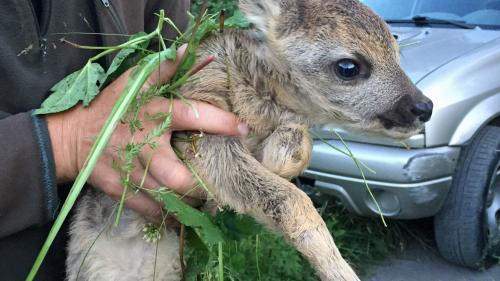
{"left": 185, "top": 200, "right": 404, "bottom": 281}
{"left": 191, "top": 0, "right": 239, "bottom": 16}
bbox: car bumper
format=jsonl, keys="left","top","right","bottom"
{"left": 300, "top": 140, "right": 461, "bottom": 219}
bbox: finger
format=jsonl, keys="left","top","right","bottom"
{"left": 128, "top": 160, "right": 161, "bottom": 191}
{"left": 125, "top": 192, "right": 163, "bottom": 223}
{"left": 89, "top": 162, "right": 163, "bottom": 221}
{"left": 140, "top": 146, "right": 207, "bottom": 199}
{"left": 143, "top": 44, "right": 188, "bottom": 90}
{"left": 165, "top": 99, "right": 248, "bottom": 136}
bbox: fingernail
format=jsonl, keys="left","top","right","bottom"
{"left": 189, "top": 55, "right": 216, "bottom": 77}
{"left": 178, "top": 44, "right": 188, "bottom": 57}
{"left": 238, "top": 123, "right": 249, "bottom": 136}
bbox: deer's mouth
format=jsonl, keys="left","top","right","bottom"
{"left": 378, "top": 115, "right": 400, "bottom": 130}
{"left": 355, "top": 115, "right": 424, "bottom": 141}
{"left": 377, "top": 120, "right": 423, "bottom": 140}
{"left": 376, "top": 115, "right": 418, "bottom": 130}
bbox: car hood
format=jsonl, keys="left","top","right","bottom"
{"left": 392, "top": 26, "right": 500, "bottom": 84}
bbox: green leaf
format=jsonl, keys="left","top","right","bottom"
{"left": 105, "top": 32, "right": 149, "bottom": 78}
{"left": 158, "top": 192, "right": 224, "bottom": 245}
{"left": 82, "top": 64, "right": 106, "bottom": 106}
{"left": 195, "top": 16, "right": 219, "bottom": 42}
{"left": 184, "top": 227, "right": 210, "bottom": 281}
{"left": 224, "top": 10, "right": 250, "bottom": 28}
{"left": 145, "top": 45, "right": 177, "bottom": 63}
{"left": 174, "top": 51, "right": 197, "bottom": 83}
{"left": 106, "top": 48, "right": 136, "bottom": 77}
{"left": 35, "top": 62, "right": 106, "bottom": 114}
{"left": 229, "top": 251, "right": 246, "bottom": 272}
{"left": 144, "top": 111, "right": 171, "bottom": 121}
{"left": 215, "top": 210, "right": 263, "bottom": 241}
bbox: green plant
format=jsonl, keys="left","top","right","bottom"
{"left": 183, "top": 203, "right": 402, "bottom": 281}
{"left": 191, "top": 0, "right": 239, "bottom": 16}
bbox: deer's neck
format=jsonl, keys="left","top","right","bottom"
{"left": 222, "top": 30, "right": 311, "bottom": 127}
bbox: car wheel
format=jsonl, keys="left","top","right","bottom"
{"left": 434, "top": 125, "right": 500, "bottom": 268}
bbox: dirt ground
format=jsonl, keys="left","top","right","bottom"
{"left": 363, "top": 219, "right": 500, "bottom": 281}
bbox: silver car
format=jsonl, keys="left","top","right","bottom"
{"left": 298, "top": 0, "right": 500, "bottom": 269}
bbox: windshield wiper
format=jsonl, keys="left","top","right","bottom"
{"left": 386, "top": 16, "right": 476, "bottom": 29}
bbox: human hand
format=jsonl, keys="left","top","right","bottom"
{"left": 46, "top": 45, "right": 248, "bottom": 222}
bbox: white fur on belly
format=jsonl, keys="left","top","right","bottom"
{"left": 66, "top": 190, "right": 181, "bottom": 281}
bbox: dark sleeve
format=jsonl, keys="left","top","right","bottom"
{"left": 0, "top": 111, "right": 58, "bottom": 238}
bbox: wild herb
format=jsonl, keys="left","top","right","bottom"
{"left": 191, "top": 0, "right": 239, "bottom": 17}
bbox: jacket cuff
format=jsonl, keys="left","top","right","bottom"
{"left": 30, "top": 111, "right": 59, "bottom": 222}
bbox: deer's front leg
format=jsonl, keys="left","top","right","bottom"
{"left": 188, "top": 136, "right": 359, "bottom": 281}
{"left": 260, "top": 124, "right": 312, "bottom": 179}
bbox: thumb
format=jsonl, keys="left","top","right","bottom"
{"left": 144, "top": 44, "right": 188, "bottom": 89}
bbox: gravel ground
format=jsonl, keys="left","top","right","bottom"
{"left": 362, "top": 219, "right": 500, "bottom": 281}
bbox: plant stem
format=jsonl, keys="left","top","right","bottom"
{"left": 256, "top": 235, "right": 261, "bottom": 281}
{"left": 310, "top": 130, "right": 386, "bottom": 226}
{"left": 179, "top": 224, "right": 186, "bottom": 281}
{"left": 333, "top": 131, "right": 387, "bottom": 227}
{"left": 89, "top": 33, "right": 154, "bottom": 63}
{"left": 115, "top": 161, "right": 133, "bottom": 225}
{"left": 153, "top": 239, "right": 159, "bottom": 281}
{"left": 218, "top": 242, "right": 224, "bottom": 281}
{"left": 76, "top": 204, "right": 118, "bottom": 279}
{"left": 310, "top": 130, "right": 376, "bottom": 174}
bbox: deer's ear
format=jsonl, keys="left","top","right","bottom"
{"left": 239, "top": 0, "right": 281, "bottom": 35}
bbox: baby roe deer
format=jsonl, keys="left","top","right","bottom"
{"left": 67, "top": 0, "right": 433, "bottom": 280}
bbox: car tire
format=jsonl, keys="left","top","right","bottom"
{"left": 434, "top": 125, "right": 500, "bottom": 268}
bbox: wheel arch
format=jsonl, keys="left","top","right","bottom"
{"left": 488, "top": 114, "right": 500, "bottom": 127}
{"left": 449, "top": 93, "right": 500, "bottom": 146}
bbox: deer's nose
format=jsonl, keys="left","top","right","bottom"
{"left": 411, "top": 101, "right": 433, "bottom": 122}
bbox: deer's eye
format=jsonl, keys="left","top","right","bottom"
{"left": 335, "top": 59, "right": 360, "bottom": 80}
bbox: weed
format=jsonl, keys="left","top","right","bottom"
{"left": 191, "top": 0, "right": 239, "bottom": 16}
{"left": 184, "top": 202, "right": 403, "bottom": 281}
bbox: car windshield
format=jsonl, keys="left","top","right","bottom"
{"left": 361, "top": 0, "right": 500, "bottom": 28}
